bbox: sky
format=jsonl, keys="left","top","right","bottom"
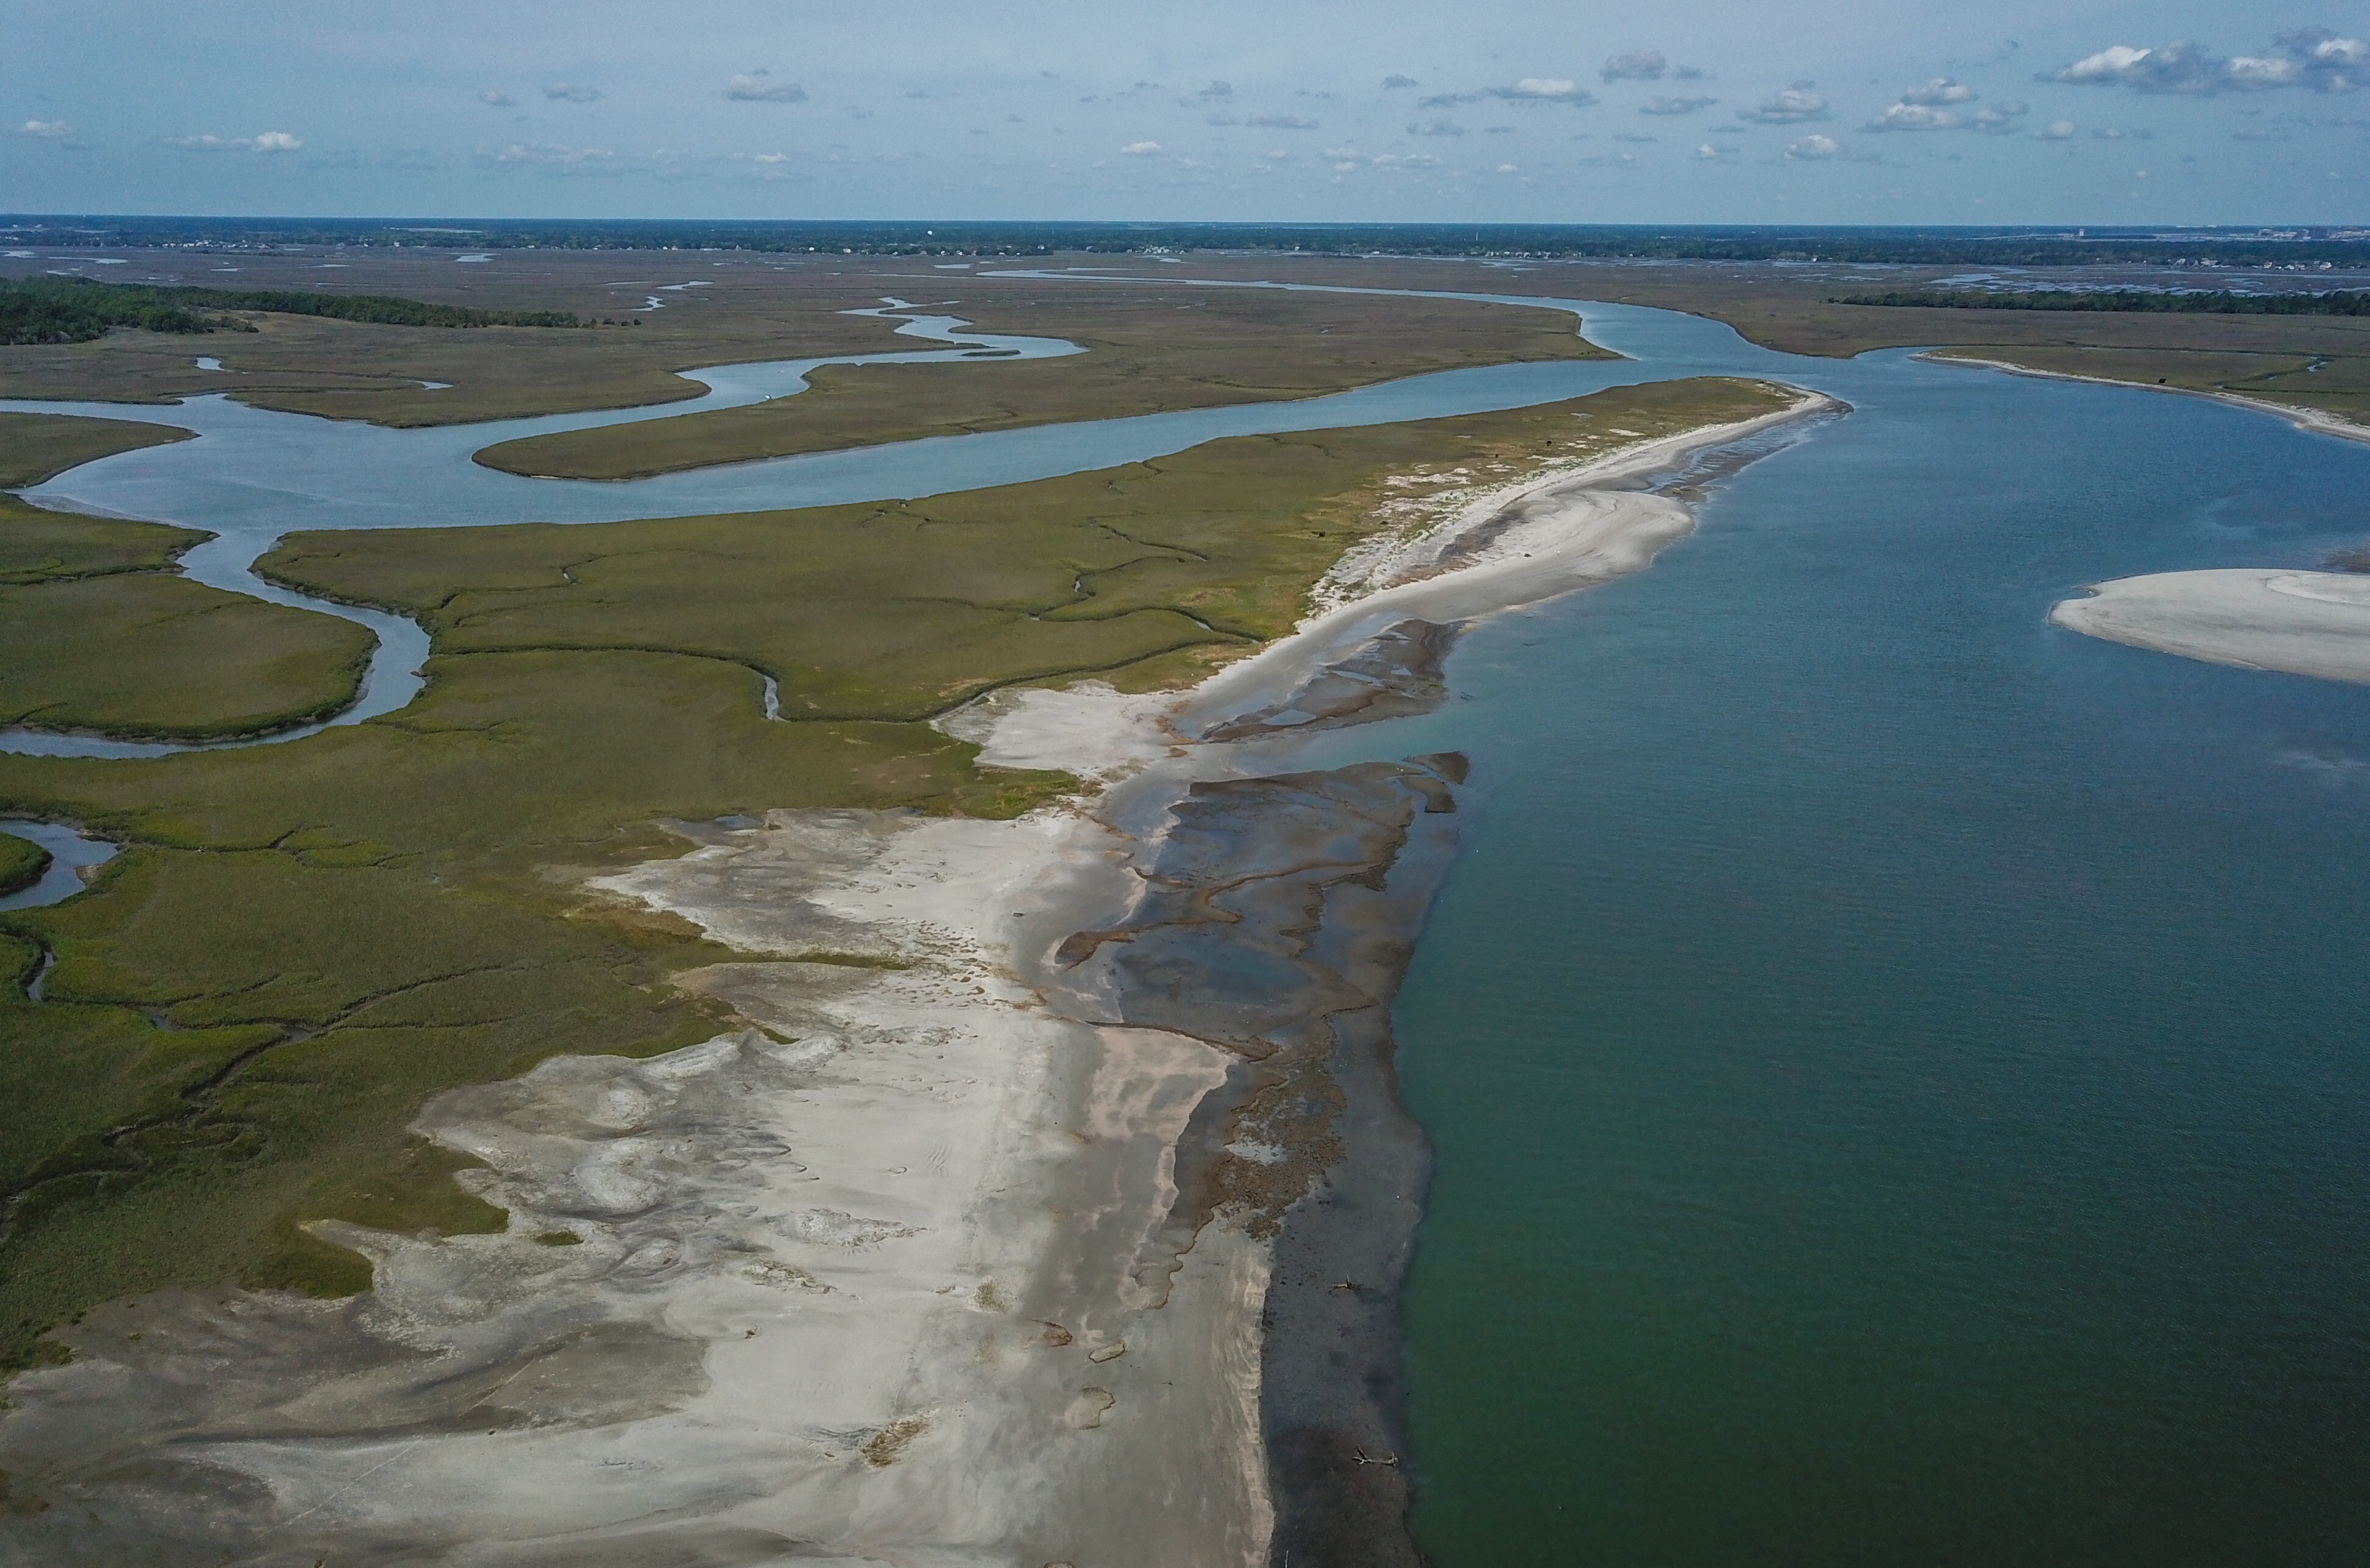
{"left": 5, "top": 0, "right": 2368, "bottom": 225}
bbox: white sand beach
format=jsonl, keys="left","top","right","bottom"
{"left": 2051, "top": 568, "right": 2370, "bottom": 685}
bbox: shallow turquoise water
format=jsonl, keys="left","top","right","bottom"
{"left": 1359, "top": 372, "right": 2370, "bottom": 1562}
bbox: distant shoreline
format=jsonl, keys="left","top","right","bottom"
{"left": 1921, "top": 351, "right": 2370, "bottom": 447}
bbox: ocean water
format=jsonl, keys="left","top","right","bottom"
{"left": 1329, "top": 370, "right": 2370, "bottom": 1562}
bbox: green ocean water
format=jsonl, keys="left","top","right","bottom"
{"left": 1351, "top": 359, "right": 2370, "bottom": 1563}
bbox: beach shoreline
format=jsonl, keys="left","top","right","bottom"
{"left": 1922, "top": 351, "right": 2370, "bottom": 447}
{"left": 2051, "top": 568, "right": 2370, "bottom": 685}
{"left": 0, "top": 392, "right": 1836, "bottom": 1566}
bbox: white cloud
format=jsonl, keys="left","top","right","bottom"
{"left": 1602, "top": 51, "right": 1666, "bottom": 82}
{"left": 2037, "top": 118, "right": 2077, "bottom": 139}
{"left": 1784, "top": 133, "right": 1839, "bottom": 158}
{"left": 482, "top": 140, "right": 615, "bottom": 171}
{"left": 1696, "top": 143, "right": 1738, "bottom": 160}
{"left": 1900, "top": 77, "right": 1975, "bottom": 106}
{"left": 726, "top": 71, "right": 807, "bottom": 103}
{"left": 1496, "top": 161, "right": 1518, "bottom": 172}
{"left": 1426, "top": 77, "right": 1595, "bottom": 107}
{"left": 2050, "top": 31, "right": 2365, "bottom": 95}
{"left": 1382, "top": 74, "right": 1418, "bottom": 90}
{"left": 164, "top": 130, "right": 303, "bottom": 152}
{"left": 1744, "top": 88, "right": 1828, "bottom": 122}
{"left": 2055, "top": 45, "right": 2152, "bottom": 84}
{"left": 1641, "top": 94, "right": 1716, "bottom": 115}
{"left": 478, "top": 90, "right": 516, "bottom": 107}
{"left": 543, "top": 83, "right": 601, "bottom": 103}
{"left": 1119, "top": 139, "right": 1162, "bottom": 155}
{"left": 1869, "top": 102, "right": 1962, "bottom": 130}
{"left": 18, "top": 119, "right": 68, "bottom": 139}
{"left": 1247, "top": 113, "right": 1318, "bottom": 129}
{"left": 1971, "top": 101, "right": 2028, "bottom": 133}
{"left": 1410, "top": 117, "right": 1466, "bottom": 136}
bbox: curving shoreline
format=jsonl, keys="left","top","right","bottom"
{"left": 2051, "top": 568, "right": 2370, "bottom": 685}
{"left": 0, "top": 395, "right": 1835, "bottom": 1563}
{"left": 1922, "top": 351, "right": 2370, "bottom": 448}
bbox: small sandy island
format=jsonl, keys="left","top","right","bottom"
{"left": 0, "top": 391, "right": 1836, "bottom": 1567}
{"left": 2052, "top": 569, "right": 2370, "bottom": 685}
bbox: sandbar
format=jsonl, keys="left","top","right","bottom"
{"left": 2051, "top": 569, "right": 2370, "bottom": 685}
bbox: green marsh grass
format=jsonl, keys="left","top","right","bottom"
{"left": 0, "top": 377, "right": 1796, "bottom": 1372}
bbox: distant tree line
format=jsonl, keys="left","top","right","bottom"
{"left": 1832, "top": 288, "right": 2370, "bottom": 317}
{"left": 6, "top": 216, "right": 2369, "bottom": 269}
{"left": 0, "top": 277, "right": 593, "bottom": 345}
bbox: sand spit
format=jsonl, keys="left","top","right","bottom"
{"left": 2051, "top": 568, "right": 2370, "bottom": 685}
{"left": 0, "top": 394, "right": 1836, "bottom": 1567}
{"left": 1928, "top": 353, "right": 2370, "bottom": 448}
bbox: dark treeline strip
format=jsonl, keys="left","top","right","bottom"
{"left": 0, "top": 277, "right": 592, "bottom": 345}
{"left": 7, "top": 216, "right": 2370, "bottom": 269}
{"left": 1833, "top": 288, "right": 2370, "bottom": 316}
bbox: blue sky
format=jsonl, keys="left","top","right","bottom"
{"left": 6, "top": 0, "right": 2366, "bottom": 223}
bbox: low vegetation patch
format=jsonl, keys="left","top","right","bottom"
{"left": 0, "top": 277, "right": 599, "bottom": 346}
{"left": 0, "top": 831, "right": 48, "bottom": 899}
{"left": 0, "top": 411, "right": 194, "bottom": 490}
{"left": 0, "top": 501, "right": 374, "bottom": 740}
{"left": 1836, "top": 288, "right": 2370, "bottom": 317}
{"left": 0, "top": 573, "right": 375, "bottom": 741}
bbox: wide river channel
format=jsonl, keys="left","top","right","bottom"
{"left": 9, "top": 282, "right": 2370, "bottom": 1563}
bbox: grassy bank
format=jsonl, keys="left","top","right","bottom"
{"left": 0, "top": 411, "right": 194, "bottom": 490}
{"left": 1, "top": 497, "right": 378, "bottom": 741}
{"left": 0, "top": 376, "right": 1795, "bottom": 1372}
{"left": 0, "top": 493, "right": 203, "bottom": 584}
{"left": 0, "top": 571, "right": 376, "bottom": 741}
{"left": 0, "top": 830, "right": 47, "bottom": 898}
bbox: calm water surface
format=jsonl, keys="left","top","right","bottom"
{"left": 1309, "top": 369, "right": 2370, "bottom": 1563}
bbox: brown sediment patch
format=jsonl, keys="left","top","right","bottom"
{"left": 861, "top": 1414, "right": 930, "bottom": 1467}
{"left": 1198, "top": 620, "right": 1458, "bottom": 743}
{"left": 1039, "top": 752, "right": 1468, "bottom": 1563}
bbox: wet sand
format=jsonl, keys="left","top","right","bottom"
{"left": 0, "top": 396, "right": 1832, "bottom": 1566}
